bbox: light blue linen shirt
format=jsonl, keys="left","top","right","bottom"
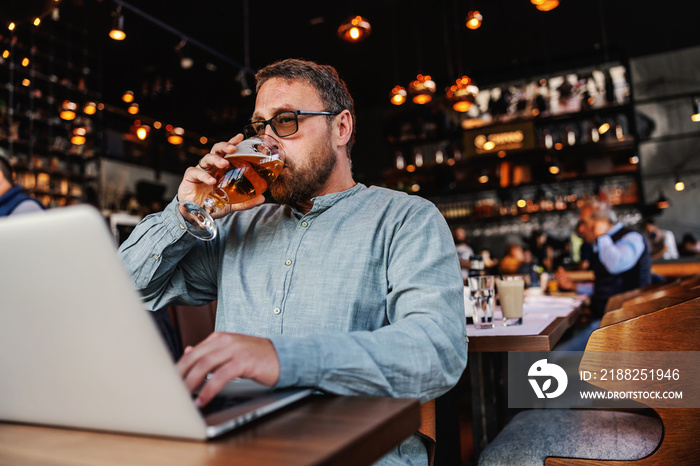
{"left": 596, "top": 222, "right": 646, "bottom": 274}
{"left": 118, "top": 183, "right": 468, "bottom": 466}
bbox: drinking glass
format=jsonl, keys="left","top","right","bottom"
{"left": 468, "top": 275, "right": 495, "bottom": 329}
{"left": 178, "top": 135, "right": 285, "bottom": 240}
{"left": 496, "top": 276, "right": 525, "bottom": 326}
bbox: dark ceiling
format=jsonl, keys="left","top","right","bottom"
{"left": 5, "top": 1, "right": 700, "bottom": 147}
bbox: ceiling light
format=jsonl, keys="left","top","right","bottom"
{"left": 83, "top": 102, "right": 97, "bottom": 115}
{"left": 59, "top": 100, "right": 77, "bottom": 120}
{"left": 338, "top": 15, "right": 371, "bottom": 42}
{"left": 168, "top": 127, "right": 185, "bottom": 145}
{"left": 136, "top": 125, "right": 150, "bottom": 141}
{"left": 408, "top": 74, "right": 436, "bottom": 104}
{"left": 109, "top": 7, "right": 126, "bottom": 41}
{"left": 466, "top": 11, "right": 483, "bottom": 30}
{"left": 656, "top": 191, "right": 670, "bottom": 209}
{"left": 675, "top": 180, "right": 685, "bottom": 191}
{"left": 531, "top": 0, "right": 560, "bottom": 11}
{"left": 692, "top": 96, "right": 700, "bottom": 122}
{"left": 389, "top": 86, "right": 407, "bottom": 105}
{"left": 446, "top": 76, "right": 479, "bottom": 112}
{"left": 175, "top": 40, "right": 194, "bottom": 69}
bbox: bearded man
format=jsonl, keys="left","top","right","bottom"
{"left": 119, "top": 59, "right": 467, "bottom": 465}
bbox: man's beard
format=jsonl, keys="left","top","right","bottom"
{"left": 269, "top": 139, "right": 337, "bottom": 206}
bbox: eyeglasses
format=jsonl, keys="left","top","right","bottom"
{"left": 243, "top": 110, "right": 340, "bottom": 139}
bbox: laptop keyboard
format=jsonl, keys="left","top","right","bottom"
{"left": 197, "top": 394, "right": 255, "bottom": 417}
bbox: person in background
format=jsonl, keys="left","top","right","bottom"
{"left": 0, "top": 155, "right": 45, "bottom": 217}
{"left": 642, "top": 218, "right": 679, "bottom": 260}
{"left": 555, "top": 200, "right": 651, "bottom": 351}
{"left": 119, "top": 58, "right": 467, "bottom": 466}
{"left": 500, "top": 242, "right": 529, "bottom": 275}
{"left": 453, "top": 226, "right": 474, "bottom": 279}
{"left": 529, "top": 229, "right": 555, "bottom": 272}
{"left": 680, "top": 233, "right": 700, "bottom": 256}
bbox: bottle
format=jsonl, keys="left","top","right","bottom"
{"left": 465, "top": 255, "right": 486, "bottom": 325}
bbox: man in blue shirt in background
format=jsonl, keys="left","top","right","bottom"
{"left": 119, "top": 58, "right": 467, "bottom": 465}
{"left": 555, "top": 200, "right": 651, "bottom": 350}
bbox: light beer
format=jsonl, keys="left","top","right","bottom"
{"left": 205, "top": 154, "right": 283, "bottom": 210}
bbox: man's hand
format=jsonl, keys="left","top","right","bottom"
{"left": 176, "top": 134, "right": 266, "bottom": 216}
{"left": 176, "top": 332, "right": 281, "bottom": 407}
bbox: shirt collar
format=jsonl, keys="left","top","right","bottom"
{"left": 291, "top": 183, "right": 365, "bottom": 216}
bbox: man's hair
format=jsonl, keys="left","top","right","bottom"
{"left": 584, "top": 200, "right": 617, "bottom": 224}
{"left": 254, "top": 58, "right": 356, "bottom": 158}
{"left": 0, "top": 155, "right": 14, "bottom": 185}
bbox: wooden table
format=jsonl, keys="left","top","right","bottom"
{"left": 467, "top": 300, "right": 584, "bottom": 352}
{"left": 457, "top": 299, "right": 584, "bottom": 464}
{"left": 0, "top": 395, "right": 420, "bottom": 466}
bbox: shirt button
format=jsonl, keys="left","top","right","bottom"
{"left": 273, "top": 307, "right": 281, "bottom": 315}
{"left": 179, "top": 223, "right": 186, "bottom": 230}
{"left": 285, "top": 259, "right": 292, "bottom": 266}
{"left": 301, "top": 221, "right": 308, "bottom": 228}
{"left": 152, "top": 254, "right": 159, "bottom": 261}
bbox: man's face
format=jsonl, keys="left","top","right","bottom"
{"left": 252, "top": 78, "right": 337, "bottom": 206}
{"left": 578, "top": 207, "right": 599, "bottom": 244}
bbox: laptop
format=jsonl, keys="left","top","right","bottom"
{"left": 0, "top": 205, "right": 313, "bottom": 440}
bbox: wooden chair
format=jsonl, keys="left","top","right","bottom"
{"left": 620, "top": 278, "right": 700, "bottom": 309}
{"left": 166, "top": 302, "right": 438, "bottom": 465}
{"left": 600, "top": 287, "right": 700, "bottom": 327}
{"left": 603, "top": 279, "right": 679, "bottom": 314}
{"left": 545, "top": 297, "right": 700, "bottom": 465}
{"left": 480, "top": 298, "right": 700, "bottom": 465}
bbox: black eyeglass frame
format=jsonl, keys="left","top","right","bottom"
{"left": 243, "top": 110, "right": 341, "bottom": 139}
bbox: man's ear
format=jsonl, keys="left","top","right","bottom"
{"left": 335, "top": 110, "right": 353, "bottom": 147}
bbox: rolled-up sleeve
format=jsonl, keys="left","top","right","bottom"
{"left": 597, "top": 231, "right": 646, "bottom": 275}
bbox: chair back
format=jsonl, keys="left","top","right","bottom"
{"left": 601, "top": 287, "right": 700, "bottom": 327}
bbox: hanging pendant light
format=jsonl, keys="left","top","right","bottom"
{"left": 408, "top": 74, "right": 436, "bottom": 104}
{"left": 466, "top": 11, "right": 483, "bottom": 30}
{"left": 338, "top": 15, "right": 371, "bottom": 43}
{"left": 59, "top": 100, "right": 77, "bottom": 121}
{"left": 446, "top": 76, "right": 479, "bottom": 112}
{"left": 691, "top": 96, "right": 700, "bottom": 122}
{"left": 531, "top": 0, "right": 560, "bottom": 12}
{"left": 389, "top": 85, "right": 408, "bottom": 105}
{"left": 109, "top": 7, "right": 126, "bottom": 41}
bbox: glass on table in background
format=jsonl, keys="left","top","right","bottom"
{"left": 468, "top": 274, "right": 495, "bottom": 329}
{"left": 178, "top": 135, "right": 285, "bottom": 241}
{"left": 496, "top": 276, "right": 525, "bottom": 326}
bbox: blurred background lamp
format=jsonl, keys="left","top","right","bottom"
{"left": 109, "top": 7, "right": 126, "bottom": 41}
{"left": 692, "top": 96, "right": 700, "bottom": 122}
{"left": 389, "top": 85, "right": 407, "bottom": 105}
{"left": 83, "top": 101, "right": 97, "bottom": 115}
{"left": 675, "top": 180, "right": 685, "bottom": 191}
{"left": 122, "top": 90, "right": 134, "bottom": 103}
{"left": 531, "top": 0, "right": 560, "bottom": 11}
{"left": 59, "top": 100, "right": 77, "bottom": 120}
{"left": 127, "top": 103, "right": 139, "bottom": 115}
{"left": 408, "top": 74, "right": 436, "bottom": 104}
{"left": 466, "top": 11, "right": 483, "bottom": 30}
{"left": 136, "top": 125, "right": 150, "bottom": 141}
{"left": 338, "top": 15, "right": 371, "bottom": 42}
{"left": 446, "top": 76, "right": 479, "bottom": 112}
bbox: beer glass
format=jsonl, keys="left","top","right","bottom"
{"left": 178, "top": 135, "right": 285, "bottom": 240}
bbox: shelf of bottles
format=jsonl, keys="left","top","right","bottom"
{"left": 382, "top": 61, "right": 643, "bottom": 227}
{"left": 0, "top": 22, "right": 101, "bottom": 208}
